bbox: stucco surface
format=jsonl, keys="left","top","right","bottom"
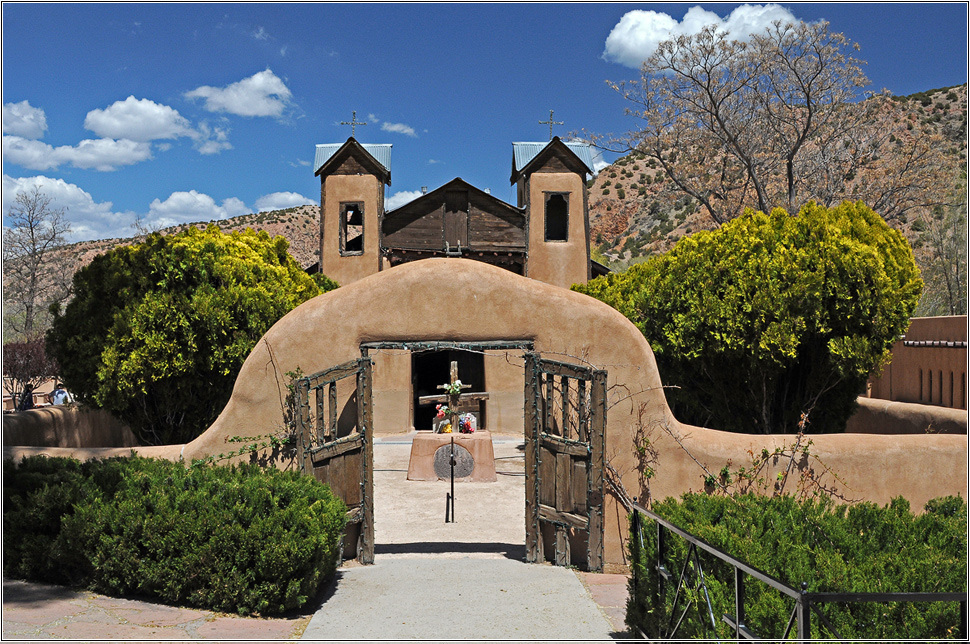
{"left": 3, "top": 405, "right": 137, "bottom": 448}
{"left": 847, "top": 396, "right": 968, "bottom": 434}
{"left": 185, "top": 258, "right": 968, "bottom": 566}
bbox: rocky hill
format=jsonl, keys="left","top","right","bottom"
{"left": 588, "top": 84, "right": 968, "bottom": 269}
{"left": 53, "top": 204, "right": 321, "bottom": 281}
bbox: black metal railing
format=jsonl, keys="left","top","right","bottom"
{"left": 630, "top": 503, "right": 968, "bottom": 641}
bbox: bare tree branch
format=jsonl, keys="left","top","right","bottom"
{"left": 2, "top": 185, "right": 72, "bottom": 340}
{"left": 605, "top": 20, "right": 953, "bottom": 225}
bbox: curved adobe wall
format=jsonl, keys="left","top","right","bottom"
{"left": 187, "top": 258, "right": 968, "bottom": 568}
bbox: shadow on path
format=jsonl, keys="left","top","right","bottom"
{"left": 2, "top": 579, "right": 82, "bottom": 605}
{"left": 374, "top": 540, "right": 527, "bottom": 559}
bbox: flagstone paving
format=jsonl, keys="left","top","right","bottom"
{"left": 2, "top": 432, "right": 630, "bottom": 640}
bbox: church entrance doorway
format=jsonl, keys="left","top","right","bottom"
{"left": 411, "top": 349, "right": 485, "bottom": 431}
{"left": 293, "top": 343, "right": 606, "bottom": 571}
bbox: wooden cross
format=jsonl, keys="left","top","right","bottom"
{"left": 417, "top": 361, "right": 489, "bottom": 433}
{"left": 341, "top": 110, "right": 367, "bottom": 137}
{"left": 539, "top": 109, "right": 564, "bottom": 141}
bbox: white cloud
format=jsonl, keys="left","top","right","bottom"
{"left": 385, "top": 190, "right": 424, "bottom": 211}
{"left": 66, "top": 138, "right": 153, "bottom": 171}
{"left": 2, "top": 101, "right": 47, "bottom": 138}
{"left": 2, "top": 136, "right": 60, "bottom": 170}
{"left": 2, "top": 174, "right": 133, "bottom": 241}
{"left": 221, "top": 197, "right": 249, "bottom": 218}
{"left": 193, "top": 121, "right": 232, "bottom": 155}
{"left": 81, "top": 97, "right": 232, "bottom": 155}
{"left": 367, "top": 113, "right": 418, "bottom": 138}
{"left": 84, "top": 96, "right": 194, "bottom": 141}
{"left": 253, "top": 26, "right": 269, "bottom": 40}
{"left": 254, "top": 191, "right": 315, "bottom": 212}
{"left": 2, "top": 135, "right": 152, "bottom": 171}
{"left": 381, "top": 122, "right": 417, "bottom": 137}
{"left": 148, "top": 190, "right": 250, "bottom": 223}
{"left": 603, "top": 3, "right": 799, "bottom": 68}
{"left": 185, "top": 68, "right": 293, "bottom": 118}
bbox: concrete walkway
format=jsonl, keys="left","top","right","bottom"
{"left": 2, "top": 433, "right": 630, "bottom": 641}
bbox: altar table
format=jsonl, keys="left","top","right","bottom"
{"left": 406, "top": 430, "right": 497, "bottom": 483}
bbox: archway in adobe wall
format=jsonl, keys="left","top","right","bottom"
{"left": 182, "top": 258, "right": 968, "bottom": 568}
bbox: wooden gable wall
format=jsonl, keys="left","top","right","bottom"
{"left": 330, "top": 151, "right": 374, "bottom": 176}
{"left": 383, "top": 199, "right": 443, "bottom": 250}
{"left": 529, "top": 148, "right": 588, "bottom": 176}
{"left": 382, "top": 184, "right": 526, "bottom": 252}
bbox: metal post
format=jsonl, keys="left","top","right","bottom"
{"left": 449, "top": 436, "right": 456, "bottom": 521}
{"left": 797, "top": 582, "right": 811, "bottom": 640}
{"left": 632, "top": 509, "right": 641, "bottom": 590}
{"left": 735, "top": 567, "right": 746, "bottom": 638}
{"left": 657, "top": 522, "right": 666, "bottom": 590}
{"left": 961, "top": 599, "right": 967, "bottom": 639}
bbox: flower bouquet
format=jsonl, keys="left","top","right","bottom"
{"left": 435, "top": 404, "right": 452, "bottom": 433}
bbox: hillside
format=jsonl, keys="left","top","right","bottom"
{"left": 53, "top": 204, "right": 321, "bottom": 281}
{"left": 588, "top": 84, "right": 968, "bottom": 269}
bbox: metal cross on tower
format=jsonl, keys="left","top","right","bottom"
{"left": 539, "top": 110, "right": 564, "bottom": 140}
{"left": 341, "top": 111, "right": 367, "bottom": 137}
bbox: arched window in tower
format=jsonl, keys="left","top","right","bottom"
{"left": 544, "top": 193, "right": 569, "bottom": 242}
{"left": 340, "top": 202, "right": 364, "bottom": 255}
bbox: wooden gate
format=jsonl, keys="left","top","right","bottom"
{"left": 524, "top": 353, "right": 606, "bottom": 572}
{"left": 295, "top": 358, "right": 374, "bottom": 564}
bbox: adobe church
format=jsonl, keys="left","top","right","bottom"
{"left": 313, "top": 135, "right": 608, "bottom": 289}
{"left": 312, "top": 135, "right": 609, "bottom": 433}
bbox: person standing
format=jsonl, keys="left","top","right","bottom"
{"left": 17, "top": 385, "right": 35, "bottom": 411}
{"left": 51, "top": 383, "right": 72, "bottom": 405}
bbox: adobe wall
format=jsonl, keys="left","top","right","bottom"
{"left": 184, "top": 259, "right": 968, "bottom": 568}
{"left": 846, "top": 396, "right": 967, "bottom": 435}
{"left": 3, "top": 405, "right": 137, "bottom": 449}
{"left": 868, "top": 315, "right": 967, "bottom": 409}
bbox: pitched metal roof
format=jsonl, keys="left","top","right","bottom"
{"left": 314, "top": 141, "right": 392, "bottom": 175}
{"left": 511, "top": 139, "right": 594, "bottom": 175}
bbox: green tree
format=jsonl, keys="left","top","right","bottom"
{"left": 46, "top": 225, "right": 337, "bottom": 445}
{"left": 574, "top": 201, "right": 922, "bottom": 434}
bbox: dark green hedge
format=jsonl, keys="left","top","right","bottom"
{"left": 3, "top": 455, "right": 346, "bottom": 616}
{"left": 627, "top": 493, "right": 967, "bottom": 640}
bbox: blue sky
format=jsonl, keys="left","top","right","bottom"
{"left": 3, "top": 3, "right": 967, "bottom": 242}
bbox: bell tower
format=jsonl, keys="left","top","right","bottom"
{"left": 314, "top": 137, "right": 391, "bottom": 286}
{"left": 511, "top": 137, "right": 593, "bottom": 289}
